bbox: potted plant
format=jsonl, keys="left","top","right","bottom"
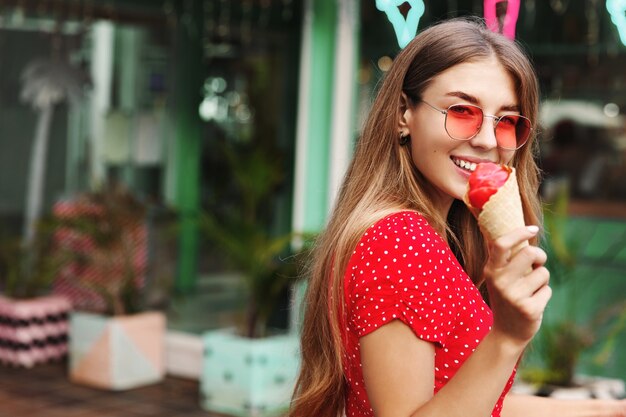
{"left": 0, "top": 226, "right": 71, "bottom": 368}
{"left": 50, "top": 184, "right": 166, "bottom": 391}
{"left": 517, "top": 185, "right": 626, "bottom": 399}
{"left": 199, "top": 139, "right": 310, "bottom": 417}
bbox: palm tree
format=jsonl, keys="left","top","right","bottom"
{"left": 20, "top": 58, "right": 89, "bottom": 247}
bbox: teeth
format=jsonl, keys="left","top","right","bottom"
{"left": 453, "top": 158, "right": 477, "bottom": 172}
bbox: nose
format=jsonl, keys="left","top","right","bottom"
{"left": 468, "top": 115, "right": 499, "bottom": 150}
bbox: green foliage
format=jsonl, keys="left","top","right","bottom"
{"left": 0, "top": 223, "right": 64, "bottom": 299}
{"left": 50, "top": 185, "right": 148, "bottom": 316}
{"left": 522, "top": 185, "right": 626, "bottom": 386}
{"left": 522, "top": 321, "right": 593, "bottom": 386}
{"left": 201, "top": 139, "right": 311, "bottom": 338}
{"left": 542, "top": 185, "right": 576, "bottom": 286}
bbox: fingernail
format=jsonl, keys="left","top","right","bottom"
{"left": 527, "top": 225, "right": 539, "bottom": 233}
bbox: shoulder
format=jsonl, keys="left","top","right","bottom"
{"left": 345, "top": 211, "right": 465, "bottom": 341}
{"left": 346, "top": 210, "right": 462, "bottom": 286}
{"left": 356, "top": 211, "right": 442, "bottom": 252}
{"left": 379, "top": 210, "right": 431, "bottom": 230}
{"left": 347, "top": 210, "right": 455, "bottom": 279}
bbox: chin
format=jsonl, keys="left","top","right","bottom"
{"left": 450, "top": 183, "right": 468, "bottom": 202}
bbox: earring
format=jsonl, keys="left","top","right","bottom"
{"left": 399, "top": 132, "right": 410, "bottom": 146}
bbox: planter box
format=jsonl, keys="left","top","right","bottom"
{"left": 200, "top": 329, "right": 300, "bottom": 417}
{"left": 69, "top": 311, "right": 165, "bottom": 390}
{"left": 0, "top": 295, "right": 71, "bottom": 368}
{"left": 165, "top": 330, "right": 203, "bottom": 380}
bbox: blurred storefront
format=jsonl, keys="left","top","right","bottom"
{"left": 0, "top": 0, "right": 304, "bottom": 294}
{"left": 0, "top": 0, "right": 624, "bottom": 377}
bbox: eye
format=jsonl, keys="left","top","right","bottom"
{"left": 449, "top": 104, "right": 479, "bottom": 117}
{"left": 499, "top": 115, "right": 519, "bottom": 126}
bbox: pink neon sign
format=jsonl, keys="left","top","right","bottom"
{"left": 484, "top": 0, "right": 520, "bottom": 40}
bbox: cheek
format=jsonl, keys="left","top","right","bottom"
{"left": 499, "top": 149, "right": 516, "bottom": 164}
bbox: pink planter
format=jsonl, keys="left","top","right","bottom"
{"left": 0, "top": 295, "right": 71, "bottom": 368}
{"left": 69, "top": 311, "right": 166, "bottom": 390}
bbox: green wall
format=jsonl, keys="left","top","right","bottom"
{"left": 524, "top": 216, "right": 626, "bottom": 380}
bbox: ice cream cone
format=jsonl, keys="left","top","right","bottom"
{"left": 465, "top": 167, "right": 528, "bottom": 256}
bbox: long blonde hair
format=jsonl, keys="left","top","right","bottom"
{"left": 290, "top": 18, "right": 542, "bottom": 417}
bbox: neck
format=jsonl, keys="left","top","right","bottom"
{"left": 433, "top": 195, "right": 455, "bottom": 222}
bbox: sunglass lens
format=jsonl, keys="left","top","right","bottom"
{"left": 515, "top": 117, "right": 531, "bottom": 147}
{"left": 446, "top": 105, "right": 483, "bottom": 140}
{"left": 495, "top": 115, "right": 531, "bottom": 149}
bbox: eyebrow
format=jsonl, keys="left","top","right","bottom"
{"left": 444, "top": 91, "right": 520, "bottom": 112}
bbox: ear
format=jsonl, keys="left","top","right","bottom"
{"left": 398, "top": 92, "right": 412, "bottom": 134}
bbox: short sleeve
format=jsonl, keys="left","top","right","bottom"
{"left": 347, "top": 212, "right": 459, "bottom": 346}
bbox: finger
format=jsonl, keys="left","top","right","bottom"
{"left": 518, "top": 283, "right": 552, "bottom": 320}
{"left": 518, "top": 266, "right": 550, "bottom": 296}
{"left": 494, "top": 225, "right": 540, "bottom": 253}
{"left": 490, "top": 225, "right": 540, "bottom": 267}
{"left": 509, "top": 245, "right": 547, "bottom": 272}
{"left": 533, "top": 246, "right": 547, "bottom": 266}
{"left": 531, "top": 284, "right": 552, "bottom": 310}
{"left": 489, "top": 248, "right": 546, "bottom": 293}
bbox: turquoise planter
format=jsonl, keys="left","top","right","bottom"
{"left": 200, "top": 329, "right": 300, "bottom": 417}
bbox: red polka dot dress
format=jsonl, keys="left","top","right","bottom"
{"left": 342, "top": 211, "right": 515, "bottom": 417}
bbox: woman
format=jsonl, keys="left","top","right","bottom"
{"left": 290, "top": 18, "right": 626, "bottom": 417}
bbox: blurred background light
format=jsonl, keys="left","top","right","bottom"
{"left": 603, "top": 102, "right": 620, "bottom": 118}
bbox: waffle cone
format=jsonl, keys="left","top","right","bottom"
{"left": 465, "top": 167, "right": 528, "bottom": 255}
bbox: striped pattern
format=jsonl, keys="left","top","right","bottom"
{"left": 0, "top": 295, "right": 71, "bottom": 368}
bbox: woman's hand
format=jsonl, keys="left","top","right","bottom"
{"left": 482, "top": 225, "right": 552, "bottom": 346}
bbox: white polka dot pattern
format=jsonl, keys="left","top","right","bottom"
{"left": 341, "top": 211, "right": 515, "bottom": 417}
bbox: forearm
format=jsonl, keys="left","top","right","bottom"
{"left": 502, "top": 393, "right": 626, "bottom": 417}
{"left": 409, "top": 330, "right": 524, "bottom": 417}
